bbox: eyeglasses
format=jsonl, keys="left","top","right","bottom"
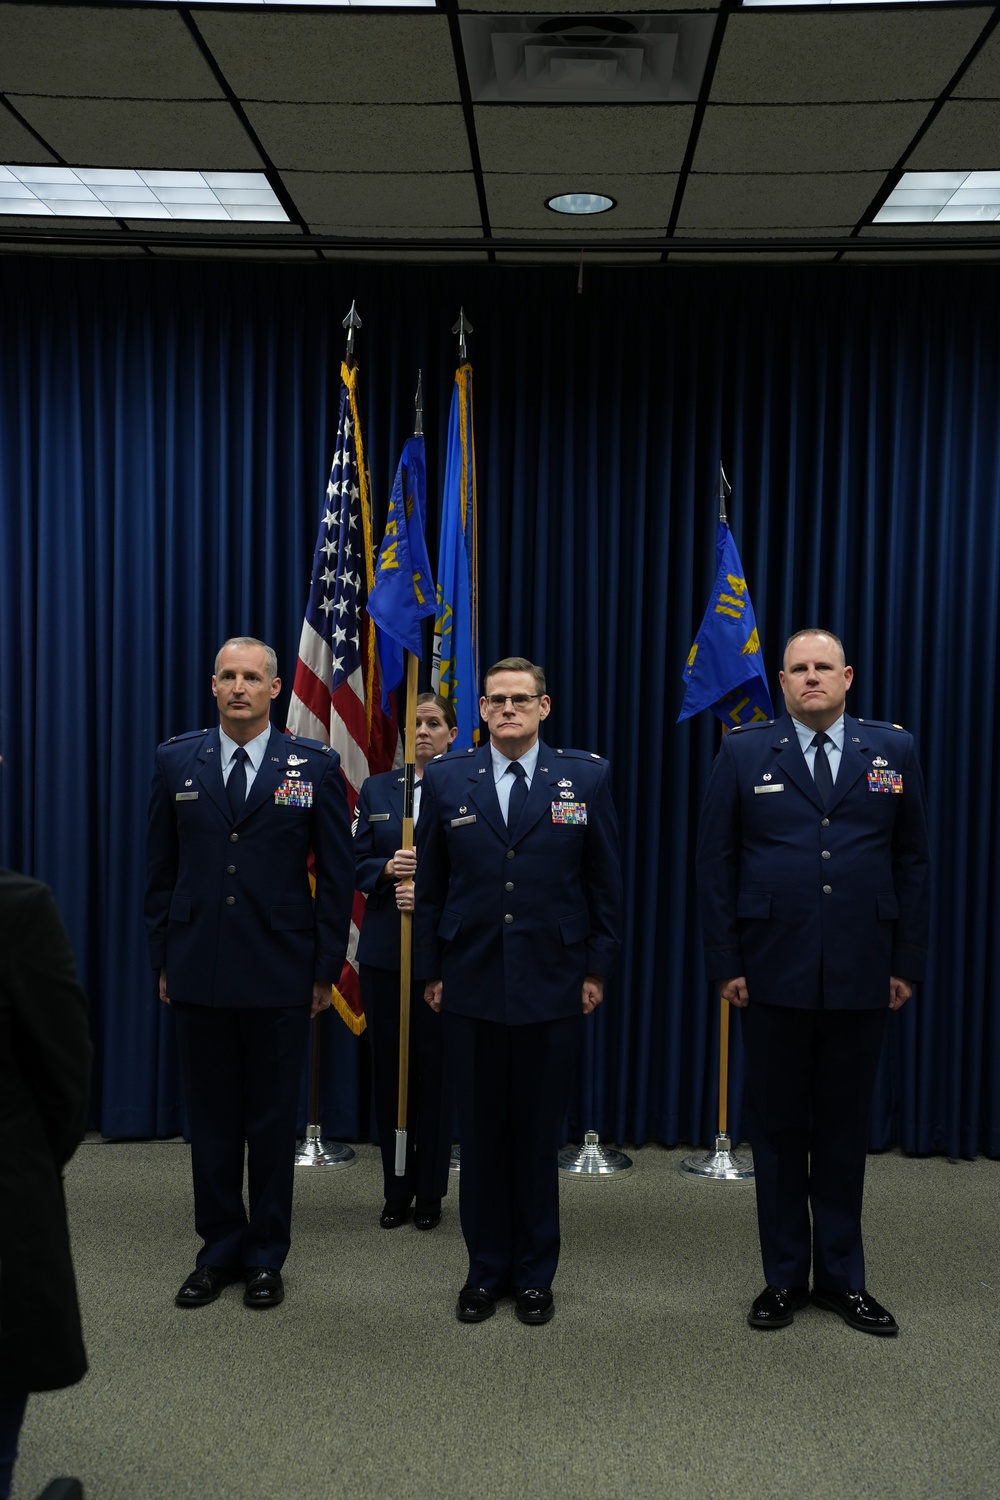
{"left": 484, "top": 693, "right": 541, "bottom": 710}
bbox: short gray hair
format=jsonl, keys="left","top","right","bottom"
{"left": 783, "top": 629, "right": 845, "bottom": 667}
{"left": 215, "top": 637, "right": 278, "bottom": 681}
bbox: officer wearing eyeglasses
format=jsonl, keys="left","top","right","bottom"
{"left": 416, "top": 657, "right": 622, "bottom": 1326}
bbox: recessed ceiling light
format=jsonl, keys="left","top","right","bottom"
{"left": 546, "top": 193, "right": 616, "bottom": 216}
{"left": 875, "top": 171, "right": 1000, "bottom": 224}
{"left": 0, "top": 167, "right": 289, "bottom": 222}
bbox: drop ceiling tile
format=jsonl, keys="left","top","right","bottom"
{"left": 693, "top": 103, "right": 931, "bottom": 173}
{"left": 0, "top": 6, "right": 222, "bottom": 99}
{"left": 955, "top": 30, "right": 1000, "bottom": 100}
{"left": 484, "top": 172, "right": 677, "bottom": 229}
{"left": 905, "top": 102, "right": 1000, "bottom": 171}
{"left": 0, "top": 110, "right": 55, "bottom": 164}
{"left": 320, "top": 247, "right": 491, "bottom": 261}
{"left": 475, "top": 105, "right": 694, "bottom": 174}
{"left": 668, "top": 249, "right": 837, "bottom": 262}
{"left": 8, "top": 99, "right": 263, "bottom": 170}
{"left": 243, "top": 103, "right": 471, "bottom": 173}
{"left": 280, "top": 171, "right": 481, "bottom": 227}
{"left": 193, "top": 13, "right": 459, "bottom": 105}
{"left": 712, "top": 12, "right": 989, "bottom": 106}
{"left": 676, "top": 171, "right": 883, "bottom": 230}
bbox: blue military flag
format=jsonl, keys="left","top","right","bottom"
{"left": 367, "top": 434, "right": 436, "bottom": 709}
{"left": 678, "top": 521, "right": 773, "bottom": 727}
{"left": 431, "top": 362, "right": 479, "bottom": 749}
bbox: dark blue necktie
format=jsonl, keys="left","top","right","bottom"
{"left": 227, "top": 745, "right": 249, "bottom": 821}
{"left": 506, "top": 760, "right": 528, "bottom": 833}
{"left": 811, "top": 732, "right": 833, "bottom": 807}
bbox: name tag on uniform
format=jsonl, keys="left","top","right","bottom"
{"left": 367, "top": 812, "right": 391, "bottom": 822}
{"left": 175, "top": 791, "right": 199, "bottom": 801}
{"left": 450, "top": 814, "right": 477, "bottom": 827}
{"left": 552, "top": 801, "right": 587, "bottom": 825}
{"left": 275, "top": 779, "right": 314, "bottom": 808}
{"left": 754, "top": 784, "right": 784, "bottom": 794}
{"left": 867, "top": 770, "right": 903, "bottom": 794}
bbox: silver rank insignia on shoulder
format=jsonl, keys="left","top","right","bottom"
{"left": 873, "top": 756, "right": 888, "bottom": 767}
{"left": 558, "top": 779, "right": 573, "bottom": 789}
{"left": 286, "top": 769, "right": 302, "bottom": 779}
{"left": 287, "top": 754, "right": 308, "bottom": 766}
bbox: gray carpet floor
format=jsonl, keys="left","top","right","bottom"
{"left": 11, "top": 1140, "right": 1000, "bottom": 1500}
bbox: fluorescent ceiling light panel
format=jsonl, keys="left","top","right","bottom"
{"left": 0, "top": 167, "right": 289, "bottom": 221}
{"left": 875, "top": 171, "right": 1000, "bottom": 224}
{"left": 742, "top": 1, "right": 958, "bottom": 7}
{"left": 128, "top": 0, "right": 436, "bottom": 7}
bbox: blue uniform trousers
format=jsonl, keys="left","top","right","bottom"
{"left": 173, "top": 1003, "right": 310, "bottom": 1271}
{"left": 444, "top": 1011, "right": 581, "bottom": 1292}
{"left": 741, "top": 1002, "right": 888, "bottom": 1290}
{"left": 361, "top": 963, "right": 452, "bottom": 1205}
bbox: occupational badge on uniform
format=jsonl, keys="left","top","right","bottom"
{"left": 763, "top": 773, "right": 772, "bottom": 782}
{"left": 286, "top": 769, "right": 302, "bottom": 779}
{"left": 287, "top": 754, "right": 309, "bottom": 766}
{"left": 557, "top": 779, "right": 573, "bottom": 789}
{"left": 867, "top": 770, "right": 903, "bottom": 794}
{"left": 559, "top": 790, "right": 574, "bottom": 800}
{"left": 275, "top": 779, "right": 314, "bottom": 807}
{"left": 184, "top": 779, "right": 193, "bottom": 787}
{"left": 873, "top": 756, "right": 888, "bottom": 768}
{"left": 552, "top": 801, "right": 587, "bottom": 825}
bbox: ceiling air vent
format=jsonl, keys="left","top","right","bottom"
{"left": 460, "top": 13, "right": 716, "bottom": 104}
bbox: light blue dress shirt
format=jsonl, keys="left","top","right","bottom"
{"left": 490, "top": 739, "right": 541, "bottom": 823}
{"left": 220, "top": 724, "right": 271, "bottom": 797}
{"left": 791, "top": 714, "right": 844, "bottom": 786}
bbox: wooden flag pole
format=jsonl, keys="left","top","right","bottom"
{"left": 394, "top": 649, "right": 419, "bottom": 1175}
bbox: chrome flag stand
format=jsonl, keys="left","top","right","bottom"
{"left": 559, "top": 1130, "right": 632, "bottom": 1177}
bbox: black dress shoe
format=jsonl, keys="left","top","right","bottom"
{"left": 811, "top": 1286, "right": 898, "bottom": 1336}
{"left": 243, "top": 1267, "right": 284, "bottom": 1308}
{"left": 747, "top": 1284, "right": 810, "bottom": 1330}
{"left": 413, "top": 1198, "right": 442, "bottom": 1230}
{"left": 175, "top": 1265, "right": 237, "bottom": 1307}
{"left": 456, "top": 1285, "right": 498, "bottom": 1322}
{"left": 514, "top": 1288, "right": 554, "bottom": 1326}
{"left": 380, "top": 1200, "right": 412, "bottom": 1229}
{"left": 36, "top": 1480, "right": 84, "bottom": 1500}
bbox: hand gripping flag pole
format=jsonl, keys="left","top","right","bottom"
{"left": 680, "top": 463, "right": 757, "bottom": 1182}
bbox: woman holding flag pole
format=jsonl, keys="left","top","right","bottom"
{"left": 354, "top": 691, "right": 457, "bottom": 1228}
{"left": 364, "top": 374, "right": 443, "bottom": 1228}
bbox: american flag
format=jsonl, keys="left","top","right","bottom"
{"left": 287, "top": 359, "right": 398, "bottom": 1032}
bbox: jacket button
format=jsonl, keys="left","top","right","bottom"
{"left": 226, "top": 895, "right": 236, "bottom": 906}
{"left": 227, "top": 865, "right": 236, "bottom": 875}
{"left": 822, "top": 885, "right": 832, "bottom": 895}
{"left": 505, "top": 882, "right": 514, "bottom": 892}
{"left": 820, "top": 817, "right": 830, "bottom": 828}
{"left": 506, "top": 849, "right": 514, "bottom": 860}
{"left": 230, "top": 832, "right": 239, "bottom": 843}
{"left": 821, "top": 850, "right": 831, "bottom": 860}
{"left": 504, "top": 913, "right": 513, "bottom": 924}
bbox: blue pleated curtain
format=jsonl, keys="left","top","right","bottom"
{"left": 0, "top": 256, "right": 996, "bottom": 1157}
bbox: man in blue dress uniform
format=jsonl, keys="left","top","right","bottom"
{"left": 145, "top": 637, "right": 353, "bottom": 1309}
{"left": 697, "top": 629, "right": 931, "bottom": 1335}
{"left": 416, "top": 657, "right": 622, "bottom": 1326}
